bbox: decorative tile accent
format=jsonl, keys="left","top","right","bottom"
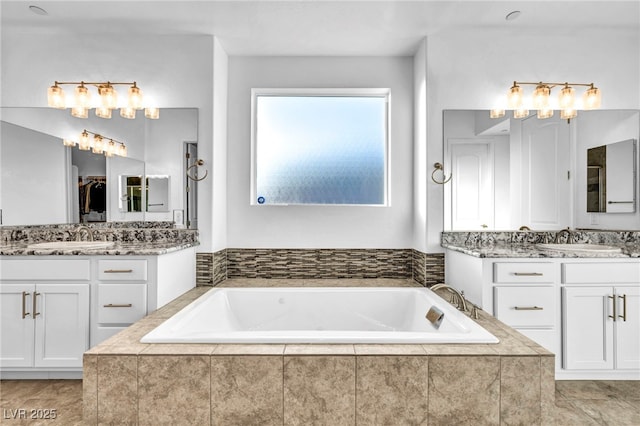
{"left": 211, "top": 356, "right": 283, "bottom": 425}
{"left": 425, "top": 253, "right": 444, "bottom": 286}
{"left": 412, "top": 249, "right": 427, "bottom": 285}
{"left": 500, "top": 356, "right": 541, "bottom": 425}
{"left": 97, "top": 355, "right": 138, "bottom": 425}
{"left": 196, "top": 252, "right": 214, "bottom": 286}
{"left": 213, "top": 248, "right": 227, "bottom": 285}
{"left": 356, "top": 355, "right": 429, "bottom": 425}
{"left": 284, "top": 356, "right": 356, "bottom": 425}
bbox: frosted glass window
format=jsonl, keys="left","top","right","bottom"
{"left": 253, "top": 90, "right": 388, "bottom": 205}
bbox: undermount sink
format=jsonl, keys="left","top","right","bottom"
{"left": 535, "top": 243, "right": 622, "bottom": 253}
{"left": 27, "top": 241, "right": 115, "bottom": 250}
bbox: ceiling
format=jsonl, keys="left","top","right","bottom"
{"left": 1, "top": 1, "right": 639, "bottom": 56}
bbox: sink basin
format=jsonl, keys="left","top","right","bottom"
{"left": 27, "top": 241, "right": 115, "bottom": 250}
{"left": 536, "top": 243, "right": 622, "bottom": 253}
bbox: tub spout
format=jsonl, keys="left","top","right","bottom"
{"left": 430, "top": 283, "right": 468, "bottom": 314}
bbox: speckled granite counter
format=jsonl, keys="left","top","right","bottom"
{"left": 442, "top": 241, "right": 640, "bottom": 258}
{"left": 0, "top": 240, "right": 199, "bottom": 256}
{"left": 83, "top": 279, "right": 554, "bottom": 425}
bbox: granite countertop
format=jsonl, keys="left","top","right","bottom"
{"left": 0, "top": 240, "right": 199, "bottom": 256}
{"left": 442, "top": 241, "right": 640, "bottom": 258}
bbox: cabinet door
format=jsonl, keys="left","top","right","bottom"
{"left": 562, "top": 286, "right": 614, "bottom": 370}
{"left": 0, "top": 284, "right": 35, "bottom": 367}
{"left": 33, "top": 284, "right": 89, "bottom": 368}
{"left": 615, "top": 286, "right": 640, "bottom": 370}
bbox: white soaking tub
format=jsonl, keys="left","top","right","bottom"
{"left": 140, "top": 287, "right": 499, "bottom": 344}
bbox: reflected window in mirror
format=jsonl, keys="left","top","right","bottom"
{"left": 120, "top": 175, "right": 143, "bottom": 213}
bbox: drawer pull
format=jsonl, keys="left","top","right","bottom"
{"left": 513, "top": 272, "right": 543, "bottom": 276}
{"left": 514, "top": 306, "right": 543, "bottom": 311}
{"left": 103, "top": 303, "right": 133, "bottom": 308}
{"left": 619, "top": 294, "right": 627, "bottom": 322}
{"left": 33, "top": 292, "right": 40, "bottom": 317}
{"left": 104, "top": 269, "right": 134, "bottom": 274}
{"left": 22, "top": 291, "right": 30, "bottom": 318}
{"left": 608, "top": 295, "right": 616, "bottom": 321}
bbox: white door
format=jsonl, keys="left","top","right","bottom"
{"left": 521, "top": 115, "right": 571, "bottom": 229}
{"left": 562, "top": 286, "right": 614, "bottom": 370}
{"left": 33, "top": 284, "right": 89, "bottom": 368}
{"left": 0, "top": 284, "right": 35, "bottom": 367}
{"left": 615, "top": 286, "right": 640, "bottom": 370}
{"left": 450, "top": 141, "right": 494, "bottom": 230}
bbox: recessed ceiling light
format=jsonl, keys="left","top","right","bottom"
{"left": 29, "top": 5, "right": 48, "bottom": 16}
{"left": 505, "top": 10, "right": 521, "bottom": 21}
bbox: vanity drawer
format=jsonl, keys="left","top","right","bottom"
{"left": 494, "top": 286, "right": 555, "bottom": 327}
{"left": 98, "top": 259, "right": 147, "bottom": 281}
{"left": 98, "top": 284, "right": 147, "bottom": 324}
{"left": 494, "top": 262, "right": 555, "bottom": 283}
{"left": 0, "top": 259, "right": 90, "bottom": 281}
{"left": 562, "top": 262, "right": 640, "bottom": 284}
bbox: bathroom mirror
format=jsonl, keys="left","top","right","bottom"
{"left": 587, "top": 139, "right": 637, "bottom": 213}
{"left": 443, "top": 109, "right": 640, "bottom": 231}
{"left": 120, "top": 175, "right": 144, "bottom": 213}
{"left": 146, "top": 176, "right": 170, "bottom": 212}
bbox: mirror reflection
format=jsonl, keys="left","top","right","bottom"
{"left": 120, "top": 175, "right": 143, "bottom": 213}
{"left": 587, "top": 139, "right": 637, "bottom": 213}
{"left": 146, "top": 176, "right": 170, "bottom": 212}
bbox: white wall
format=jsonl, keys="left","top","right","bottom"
{"left": 426, "top": 27, "right": 640, "bottom": 250}
{"left": 227, "top": 56, "right": 414, "bottom": 248}
{"left": 413, "top": 38, "right": 428, "bottom": 252}
{"left": 575, "top": 110, "right": 640, "bottom": 229}
{"left": 0, "top": 122, "right": 68, "bottom": 225}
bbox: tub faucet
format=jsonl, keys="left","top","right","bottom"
{"left": 554, "top": 228, "right": 573, "bottom": 244}
{"left": 430, "top": 283, "right": 468, "bottom": 313}
{"left": 74, "top": 225, "right": 94, "bottom": 242}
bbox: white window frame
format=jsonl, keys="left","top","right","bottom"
{"left": 250, "top": 88, "right": 390, "bottom": 206}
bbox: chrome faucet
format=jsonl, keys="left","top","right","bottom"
{"left": 74, "top": 225, "right": 94, "bottom": 242}
{"left": 554, "top": 228, "right": 573, "bottom": 244}
{"left": 430, "top": 283, "right": 468, "bottom": 313}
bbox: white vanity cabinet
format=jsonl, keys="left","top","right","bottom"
{"left": 561, "top": 262, "right": 640, "bottom": 374}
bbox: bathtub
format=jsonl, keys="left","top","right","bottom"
{"left": 140, "top": 287, "right": 499, "bottom": 344}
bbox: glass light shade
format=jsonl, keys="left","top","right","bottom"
{"left": 537, "top": 108, "right": 554, "bottom": 119}
{"left": 532, "top": 85, "right": 551, "bottom": 109}
{"left": 144, "top": 107, "right": 160, "bottom": 119}
{"left": 78, "top": 132, "right": 91, "bottom": 150}
{"left": 560, "top": 108, "right": 578, "bottom": 120}
{"left": 120, "top": 107, "right": 136, "bottom": 119}
{"left": 558, "top": 85, "right": 575, "bottom": 109}
{"left": 514, "top": 108, "right": 529, "bottom": 119}
{"left": 106, "top": 140, "right": 117, "bottom": 156}
{"left": 95, "top": 107, "right": 112, "bottom": 119}
{"left": 117, "top": 144, "right": 128, "bottom": 157}
{"left": 62, "top": 138, "right": 76, "bottom": 147}
{"left": 583, "top": 86, "right": 601, "bottom": 110}
{"left": 74, "top": 85, "right": 91, "bottom": 108}
{"left": 99, "top": 85, "right": 118, "bottom": 109}
{"left": 490, "top": 109, "right": 505, "bottom": 119}
{"left": 507, "top": 85, "right": 523, "bottom": 109}
{"left": 128, "top": 85, "right": 144, "bottom": 109}
{"left": 47, "top": 85, "right": 66, "bottom": 109}
{"left": 92, "top": 135, "right": 104, "bottom": 154}
{"left": 71, "top": 106, "right": 89, "bottom": 119}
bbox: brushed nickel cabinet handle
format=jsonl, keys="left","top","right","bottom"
{"left": 103, "top": 303, "right": 133, "bottom": 308}
{"left": 22, "top": 291, "right": 30, "bottom": 318}
{"left": 33, "top": 292, "right": 40, "bottom": 318}
{"left": 619, "top": 294, "right": 627, "bottom": 322}
{"left": 514, "top": 306, "right": 543, "bottom": 311}
{"left": 513, "top": 272, "right": 543, "bottom": 276}
{"left": 104, "top": 269, "right": 134, "bottom": 273}
{"left": 608, "top": 295, "right": 616, "bottom": 321}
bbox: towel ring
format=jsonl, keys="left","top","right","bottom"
{"left": 186, "top": 159, "right": 209, "bottom": 182}
{"left": 431, "top": 162, "right": 452, "bottom": 184}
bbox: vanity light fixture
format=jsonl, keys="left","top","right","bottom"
{"left": 63, "top": 129, "right": 127, "bottom": 157}
{"left": 47, "top": 81, "right": 159, "bottom": 120}
{"left": 496, "top": 81, "right": 602, "bottom": 120}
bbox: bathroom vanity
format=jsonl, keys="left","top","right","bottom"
{"left": 0, "top": 226, "right": 197, "bottom": 379}
{"left": 443, "top": 231, "right": 640, "bottom": 380}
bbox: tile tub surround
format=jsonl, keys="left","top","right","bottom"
{"left": 83, "top": 280, "right": 554, "bottom": 425}
{"left": 195, "top": 248, "right": 444, "bottom": 286}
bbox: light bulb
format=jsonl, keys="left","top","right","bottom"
{"left": 583, "top": 86, "right": 601, "bottom": 110}
{"left": 537, "top": 108, "right": 554, "bottom": 119}
{"left": 514, "top": 108, "right": 529, "bottom": 119}
{"left": 99, "top": 84, "right": 118, "bottom": 109}
{"left": 47, "top": 84, "right": 66, "bottom": 109}
{"left": 117, "top": 144, "right": 128, "bottom": 157}
{"left": 532, "top": 84, "right": 551, "bottom": 109}
{"left": 120, "top": 107, "right": 136, "bottom": 119}
{"left": 558, "top": 85, "right": 575, "bottom": 110}
{"left": 78, "top": 131, "right": 91, "bottom": 150}
{"left": 71, "top": 106, "right": 88, "bottom": 119}
{"left": 92, "top": 135, "right": 104, "bottom": 154}
{"left": 561, "top": 108, "right": 578, "bottom": 120}
{"left": 128, "top": 84, "right": 144, "bottom": 110}
{"left": 144, "top": 107, "right": 160, "bottom": 119}
{"left": 95, "top": 107, "right": 112, "bottom": 119}
{"left": 63, "top": 138, "right": 76, "bottom": 147}
{"left": 507, "top": 83, "right": 523, "bottom": 109}
{"left": 74, "top": 84, "right": 91, "bottom": 108}
{"left": 490, "top": 109, "right": 505, "bottom": 119}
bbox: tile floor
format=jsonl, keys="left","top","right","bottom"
{"left": 0, "top": 379, "right": 638, "bottom": 425}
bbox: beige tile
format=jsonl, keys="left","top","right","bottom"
{"left": 140, "top": 344, "right": 216, "bottom": 355}
{"left": 284, "top": 356, "right": 355, "bottom": 425}
{"left": 540, "top": 356, "right": 556, "bottom": 425}
{"left": 138, "top": 355, "right": 210, "bottom": 425}
{"left": 90, "top": 343, "right": 150, "bottom": 355}
{"left": 428, "top": 356, "right": 500, "bottom": 425}
{"left": 284, "top": 344, "right": 355, "bottom": 355}
{"left": 214, "top": 344, "right": 285, "bottom": 355}
{"left": 422, "top": 344, "right": 498, "bottom": 355}
{"left": 501, "top": 356, "right": 541, "bottom": 425}
{"left": 211, "top": 356, "right": 283, "bottom": 425}
{"left": 82, "top": 354, "right": 98, "bottom": 424}
{"left": 97, "top": 355, "right": 137, "bottom": 425}
{"left": 554, "top": 398, "right": 600, "bottom": 425}
{"left": 556, "top": 380, "right": 612, "bottom": 400}
{"left": 571, "top": 398, "right": 640, "bottom": 425}
{"left": 356, "top": 356, "right": 428, "bottom": 425}
{"left": 596, "top": 380, "right": 640, "bottom": 401}
{"left": 354, "top": 344, "right": 427, "bottom": 355}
